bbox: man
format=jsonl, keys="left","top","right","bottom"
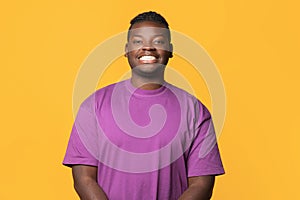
{"left": 63, "top": 11, "right": 224, "bottom": 200}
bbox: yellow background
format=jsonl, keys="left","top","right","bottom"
{"left": 1, "top": 0, "right": 299, "bottom": 199}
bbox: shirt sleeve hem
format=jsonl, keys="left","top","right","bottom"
{"left": 62, "top": 160, "right": 98, "bottom": 168}
{"left": 188, "top": 169, "right": 225, "bottom": 177}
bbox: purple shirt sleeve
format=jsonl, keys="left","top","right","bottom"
{"left": 186, "top": 103, "right": 225, "bottom": 177}
{"left": 63, "top": 124, "right": 98, "bottom": 167}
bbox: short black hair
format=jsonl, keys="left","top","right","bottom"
{"left": 129, "top": 11, "right": 169, "bottom": 30}
{"left": 127, "top": 11, "right": 171, "bottom": 41}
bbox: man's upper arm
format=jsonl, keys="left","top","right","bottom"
{"left": 188, "top": 175, "right": 215, "bottom": 189}
{"left": 178, "top": 176, "right": 216, "bottom": 200}
{"left": 189, "top": 176, "right": 215, "bottom": 199}
{"left": 72, "top": 165, "right": 98, "bottom": 183}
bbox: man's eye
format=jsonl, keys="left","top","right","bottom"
{"left": 133, "top": 40, "right": 142, "bottom": 44}
{"left": 153, "top": 40, "right": 165, "bottom": 45}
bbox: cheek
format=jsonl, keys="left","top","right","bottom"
{"left": 160, "top": 51, "right": 171, "bottom": 59}
{"left": 126, "top": 54, "right": 138, "bottom": 68}
{"left": 127, "top": 52, "right": 137, "bottom": 60}
{"left": 127, "top": 45, "right": 140, "bottom": 53}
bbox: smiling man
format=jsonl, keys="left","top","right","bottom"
{"left": 63, "top": 11, "right": 224, "bottom": 200}
{"left": 125, "top": 19, "right": 172, "bottom": 90}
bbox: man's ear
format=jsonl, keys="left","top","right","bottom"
{"left": 124, "top": 43, "right": 128, "bottom": 57}
{"left": 169, "top": 43, "right": 173, "bottom": 58}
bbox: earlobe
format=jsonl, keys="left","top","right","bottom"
{"left": 124, "top": 43, "right": 128, "bottom": 57}
{"left": 169, "top": 43, "right": 173, "bottom": 58}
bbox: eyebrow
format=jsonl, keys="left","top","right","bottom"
{"left": 131, "top": 34, "right": 143, "bottom": 38}
{"left": 131, "top": 34, "right": 166, "bottom": 38}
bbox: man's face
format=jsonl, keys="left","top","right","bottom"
{"left": 125, "top": 21, "right": 173, "bottom": 75}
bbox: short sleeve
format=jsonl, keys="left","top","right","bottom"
{"left": 186, "top": 103, "right": 225, "bottom": 177}
{"left": 63, "top": 125, "right": 98, "bottom": 167}
{"left": 62, "top": 97, "right": 99, "bottom": 167}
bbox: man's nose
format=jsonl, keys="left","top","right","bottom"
{"left": 141, "top": 42, "right": 156, "bottom": 51}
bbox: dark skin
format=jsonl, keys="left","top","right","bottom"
{"left": 179, "top": 176, "right": 215, "bottom": 200}
{"left": 72, "top": 165, "right": 215, "bottom": 200}
{"left": 125, "top": 21, "right": 173, "bottom": 90}
{"left": 72, "top": 165, "right": 108, "bottom": 200}
{"left": 72, "top": 21, "right": 216, "bottom": 200}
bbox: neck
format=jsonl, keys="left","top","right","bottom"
{"left": 130, "top": 73, "right": 165, "bottom": 90}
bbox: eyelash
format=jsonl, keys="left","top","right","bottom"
{"left": 154, "top": 40, "right": 165, "bottom": 44}
{"left": 133, "top": 40, "right": 142, "bottom": 44}
{"left": 132, "top": 40, "right": 165, "bottom": 45}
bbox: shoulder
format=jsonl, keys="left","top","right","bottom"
{"left": 80, "top": 81, "right": 125, "bottom": 111}
{"left": 165, "top": 82, "right": 207, "bottom": 108}
{"left": 165, "top": 82, "right": 211, "bottom": 120}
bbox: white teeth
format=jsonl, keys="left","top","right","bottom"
{"left": 139, "top": 56, "right": 156, "bottom": 61}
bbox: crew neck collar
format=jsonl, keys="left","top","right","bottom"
{"left": 125, "top": 79, "right": 167, "bottom": 96}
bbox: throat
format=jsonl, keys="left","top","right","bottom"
{"left": 130, "top": 76, "right": 165, "bottom": 90}
{"left": 139, "top": 83, "right": 163, "bottom": 90}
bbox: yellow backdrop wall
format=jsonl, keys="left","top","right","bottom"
{"left": 1, "top": 0, "right": 299, "bottom": 199}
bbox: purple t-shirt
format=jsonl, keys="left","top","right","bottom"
{"left": 63, "top": 79, "right": 224, "bottom": 200}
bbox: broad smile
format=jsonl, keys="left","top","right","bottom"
{"left": 138, "top": 55, "right": 159, "bottom": 64}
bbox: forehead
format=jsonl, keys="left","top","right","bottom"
{"left": 128, "top": 21, "right": 169, "bottom": 38}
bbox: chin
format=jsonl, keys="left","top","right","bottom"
{"left": 132, "top": 64, "right": 165, "bottom": 76}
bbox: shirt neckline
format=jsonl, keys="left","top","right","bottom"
{"left": 125, "top": 79, "right": 167, "bottom": 97}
